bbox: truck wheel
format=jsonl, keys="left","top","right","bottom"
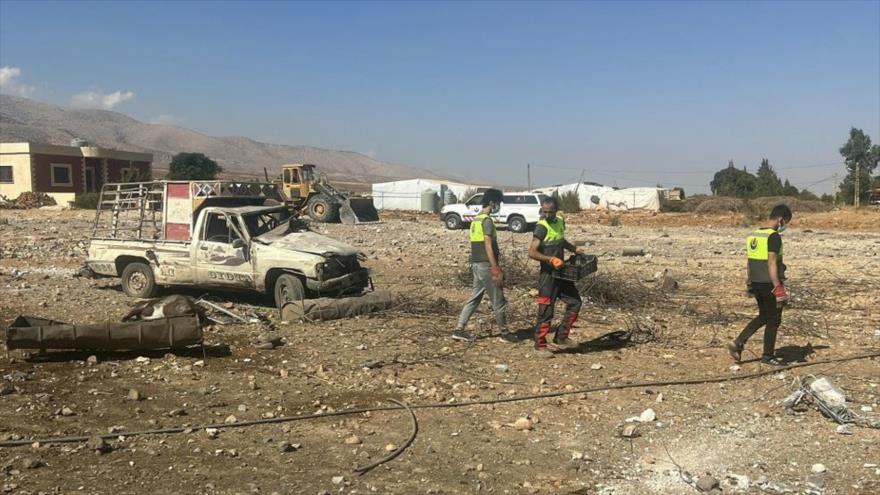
{"left": 306, "top": 194, "right": 341, "bottom": 223}
{"left": 274, "top": 274, "right": 305, "bottom": 311}
{"left": 444, "top": 213, "right": 463, "bottom": 230}
{"left": 121, "top": 262, "right": 157, "bottom": 298}
{"left": 508, "top": 215, "right": 528, "bottom": 233}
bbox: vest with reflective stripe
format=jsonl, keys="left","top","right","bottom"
{"left": 747, "top": 228, "right": 784, "bottom": 284}
{"left": 537, "top": 217, "right": 566, "bottom": 269}
{"left": 470, "top": 213, "right": 499, "bottom": 263}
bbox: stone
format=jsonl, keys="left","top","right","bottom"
{"left": 695, "top": 475, "right": 719, "bottom": 492}
{"left": 495, "top": 364, "right": 509, "bottom": 373}
{"left": 127, "top": 389, "right": 142, "bottom": 401}
{"left": 331, "top": 476, "right": 344, "bottom": 485}
{"left": 590, "top": 363, "right": 603, "bottom": 370}
{"left": 811, "top": 463, "right": 826, "bottom": 474}
{"left": 384, "top": 443, "right": 397, "bottom": 452}
{"left": 86, "top": 355, "right": 98, "bottom": 365}
{"left": 224, "top": 415, "right": 238, "bottom": 424}
{"left": 512, "top": 417, "right": 533, "bottom": 431}
{"left": 344, "top": 435, "right": 362, "bottom": 445}
{"left": 0, "top": 383, "right": 15, "bottom": 396}
{"left": 20, "top": 458, "right": 42, "bottom": 469}
{"left": 279, "top": 441, "right": 294, "bottom": 453}
{"left": 805, "top": 473, "right": 825, "bottom": 490}
{"left": 205, "top": 428, "right": 219, "bottom": 439}
{"left": 254, "top": 342, "right": 275, "bottom": 350}
{"left": 60, "top": 406, "right": 75, "bottom": 417}
{"left": 836, "top": 424, "right": 853, "bottom": 435}
{"left": 620, "top": 424, "right": 639, "bottom": 438}
{"left": 626, "top": 408, "right": 656, "bottom": 423}
{"left": 86, "top": 436, "right": 111, "bottom": 454}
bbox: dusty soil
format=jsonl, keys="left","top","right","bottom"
{"left": 1, "top": 207, "right": 878, "bottom": 495}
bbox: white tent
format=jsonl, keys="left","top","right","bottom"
{"left": 371, "top": 178, "right": 487, "bottom": 210}
{"left": 536, "top": 183, "right": 662, "bottom": 211}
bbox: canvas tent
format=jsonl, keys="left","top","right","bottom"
{"left": 535, "top": 183, "right": 662, "bottom": 211}
{"left": 372, "top": 178, "right": 488, "bottom": 210}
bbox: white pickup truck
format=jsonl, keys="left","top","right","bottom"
{"left": 440, "top": 192, "right": 548, "bottom": 233}
{"left": 86, "top": 181, "right": 370, "bottom": 309}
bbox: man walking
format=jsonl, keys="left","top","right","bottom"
{"left": 452, "top": 188, "right": 514, "bottom": 342}
{"left": 528, "top": 196, "right": 586, "bottom": 357}
{"left": 728, "top": 204, "right": 793, "bottom": 365}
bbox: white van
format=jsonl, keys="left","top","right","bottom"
{"left": 440, "top": 192, "right": 548, "bottom": 233}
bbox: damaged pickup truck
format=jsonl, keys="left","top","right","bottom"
{"left": 86, "top": 181, "right": 371, "bottom": 309}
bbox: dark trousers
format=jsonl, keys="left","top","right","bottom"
{"left": 534, "top": 272, "right": 582, "bottom": 349}
{"left": 735, "top": 285, "right": 783, "bottom": 359}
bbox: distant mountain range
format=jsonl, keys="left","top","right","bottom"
{"left": 0, "top": 95, "right": 444, "bottom": 186}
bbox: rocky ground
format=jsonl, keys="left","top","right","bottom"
{"left": 1, "top": 207, "right": 879, "bottom": 495}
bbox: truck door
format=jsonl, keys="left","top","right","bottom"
{"left": 195, "top": 212, "right": 256, "bottom": 288}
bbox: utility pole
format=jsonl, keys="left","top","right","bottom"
{"left": 832, "top": 173, "right": 838, "bottom": 205}
{"left": 527, "top": 163, "right": 531, "bottom": 191}
{"left": 854, "top": 161, "right": 860, "bottom": 207}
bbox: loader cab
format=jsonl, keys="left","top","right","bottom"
{"left": 281, "top": 163, "right": 316, "bottom": 199}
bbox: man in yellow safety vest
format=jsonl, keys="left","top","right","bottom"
{"left": 728, "top": 204, "right": 793, "bottom": 366}
{"left": 528, "top": 196, "right": 586, "bottom": 357}
{"left": 453, "top": 188, "right": 513, "bottom": 343}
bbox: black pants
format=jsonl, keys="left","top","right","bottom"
{"left": 735, "top": 285, "right": 783, "bottom": 359}
{"left": 534, "top": 272, "right": 582, "bottom": 348}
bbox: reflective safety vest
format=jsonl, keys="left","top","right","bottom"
{"left": 747, "top": 228, "right": 784, "bottom": 284}
{"left": 470, "top": 213, "right": 499, "bottom": 263}
{"left": 537, "top": 216, "right": 566, "bottom": 268}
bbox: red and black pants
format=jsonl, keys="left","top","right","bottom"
{"left": 534, "top": 271, "right": 582, "bottom": 349}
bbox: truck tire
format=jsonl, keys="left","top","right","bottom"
{"left": 508, "top": 215, "right": 528, "bottom": 233}
{"left": 444, "top": 213, "right": 463, "bottom": 230}
{"left": 121, "top": 262, "right": 157, "bottom": 298}
{"left": 306, "top": 194, "right": 341, "bottom": 223}
{"left": 274, "top": 274, "right": 305, "bottom": 311}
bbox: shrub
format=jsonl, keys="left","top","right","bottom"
{"left": 558, "top": 190, "right": 581, "bottom": 213}
{"left": 73, "top": 192, "right": 100, "bottom": 210}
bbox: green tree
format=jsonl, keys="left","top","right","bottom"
{"left": 754, "top": 158, "right": 783, "bottom": 197}
{"left": 782, "top": 179, "right": 799, "bottom": 197}
{"left": 819, "top": 193, "right": 834, "bottom": 204}
{"left": 798, "top": 189, "right": 819, "bottom": 201}
{"left": 838, "top": 128, "right": 880, "bottom": 205}
{"left": 167, "top": 152, "right": 223, "bottom": 180}
{"left": 710, "top": 160, "right": 757, "bottom": 198}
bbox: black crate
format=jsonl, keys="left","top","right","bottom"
{"left": 552, "top": 254, "right": 598, "bottom": 281}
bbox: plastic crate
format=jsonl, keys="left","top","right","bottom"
{"left": 552, "top": 254, "right": 598, "bottom": 281}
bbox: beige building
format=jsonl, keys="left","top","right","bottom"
{"left": 0, "top": 142, "right": 153, "bottom": 205}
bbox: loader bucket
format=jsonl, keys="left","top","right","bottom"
{"left": 339, "top": 197, "right": 381, "bottom": 225}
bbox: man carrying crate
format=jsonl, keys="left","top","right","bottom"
{"left": 528, "top": 196, "right": 587, "bottom": 357}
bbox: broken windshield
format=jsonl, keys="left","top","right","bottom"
{"left": 242, "top": 209, "right": 292, "bottom": 238}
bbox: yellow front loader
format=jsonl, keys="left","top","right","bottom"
{"left": 275, "top": 163, "right": 380, "bottom": 224}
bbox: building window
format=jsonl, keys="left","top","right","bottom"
{"left": 0, "top": 166, "right": 13, "bottom": 184}
{"left": 120, "top": 167, "right": 141, "bottom": 182}
{"left": 51, "top": 163, "right": 73, "bottom": 186}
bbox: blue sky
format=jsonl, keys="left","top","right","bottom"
{"left": 1, "top": 0, "right": 878, "bottom": 192}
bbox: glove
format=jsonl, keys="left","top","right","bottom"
{"left": 490, "top": 266, "right": 503, "bottom": 287}
{"left": 772, "top": 284, "right": 789, "bottom": 305}
{"left": 550, "top": 257, "right": 564, "bottom": 269}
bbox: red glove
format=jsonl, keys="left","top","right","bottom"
{"left": 772, "top": 284, "right": 788, "bottom": 305}
{"left": 550, "top": 257, "right": 564, "bottom": 269}
{"left": 490, "top": 266, "right": 503, "bottom": 288}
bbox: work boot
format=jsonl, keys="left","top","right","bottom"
{"left": 534, "top": 347, "right": 555, "bottom": 359}
{"left": 727, "top": 342, "right": 742, "bottom": 362}
{"left": 498, "top": 331, "right": 518, "bottom": 343}
{"left": 761, "top": 356, "right": 784, "bottom": 366}
{"left": 452, "top": 329, "right": 476, "bottom": 342}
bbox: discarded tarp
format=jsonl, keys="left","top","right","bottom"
{"left": 281, "top": 291, "right": 396, "bottom": 321}
{"left": 5, "top": 315, "right": 203, "bottom": 351}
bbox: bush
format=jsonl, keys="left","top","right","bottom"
{"left": 558, "top": 190, "right": 581, "bottom": 213}
{"left": 73, "top": 192, "right": 100, "bottom": 210}
{"left": 659, "top": 196, "right": 685, "bottom": 212}
{"left": 460, "top": 188, "right": 479, "bottom": 204}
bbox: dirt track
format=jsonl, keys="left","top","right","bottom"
{"left": 1, "top": 207, "right": 879, "bottom": 494}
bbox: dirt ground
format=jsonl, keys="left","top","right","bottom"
{"left": 1, "top": 207, "right": 878, "bottom": 495}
